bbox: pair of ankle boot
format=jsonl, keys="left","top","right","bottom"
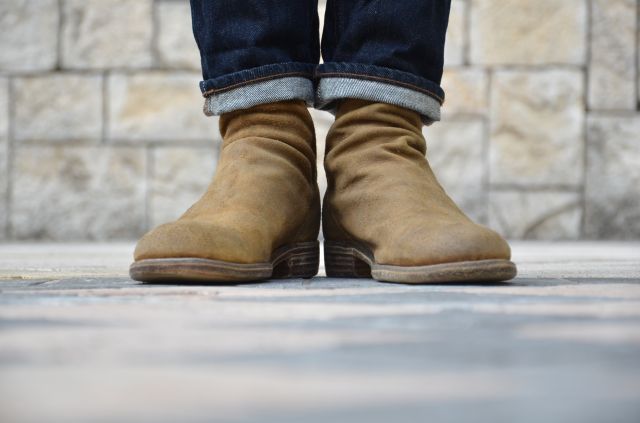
{"left": 130, "top": 99, "right": 516, "bottom": 284}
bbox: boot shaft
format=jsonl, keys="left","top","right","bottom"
{"left": 219, "top": 100, "right": 318, "bottom": 180}
{"left": 325, "top": 99, "right": 427, "bottom": 156}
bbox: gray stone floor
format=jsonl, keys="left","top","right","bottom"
{"left": 1, "top": 242, "right": 639, "bottom": 423}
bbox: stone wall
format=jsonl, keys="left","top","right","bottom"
{"left": 0, "top": 0, "right": 638, "bottom": 241}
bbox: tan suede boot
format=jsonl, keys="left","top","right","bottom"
{"left": 130, "top": 100, "right": 320, "bottom": 283}
{"left": 322, "top": 99, "right": 516, "bottom": 283}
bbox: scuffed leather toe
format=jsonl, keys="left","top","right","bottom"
{"left": 133, "top": 220, "right": 268, "bottom": 264}
{"left": 375, "top": 221, "right": 511, "bottom": 266}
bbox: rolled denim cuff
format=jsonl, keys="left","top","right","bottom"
{"left": 314, "top": 63, "right": 444, "bottom": 125}
{"left": 200, "top": 62, "right": 315, "bottom": 116}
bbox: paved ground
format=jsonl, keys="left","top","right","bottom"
{"left": 1, "top": 242, "right": 639, "bottom": 423}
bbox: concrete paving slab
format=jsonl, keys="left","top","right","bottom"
{"left": 0, "top": 241, "right": 639, "bottom": 423}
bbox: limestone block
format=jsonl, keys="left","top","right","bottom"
{"left": 441, "top": 68, "right": 488, "bottom": 116}
{"left": 470, "top": 0, "right": 587, "bottom": 65}
{"left": 309, "top": 108, "right": 333, "bottom": 201}
{"left": 61, "top": 0, "right": 153, "bottom": 69}
{"left": 150, "top": 146, "right": 218, "bottom": 228}
{"left": 585, "top": 116, "right": 640, "bottom": 239}
{"left": 155, "top": 2, "right": 201, "bottom": 70}
{"left": 107, "top": 72, "right": 219, "bottom": 142}
{"left": 11, "top": 146, "right": 146, "bottom": 240}
{"left": 445, "top": 0, "right": 466, "bottom": 66}
{"left": 489, "top": 70, "right": 584, "bottom": 186}
{"left": 588, "top": 0, "right": 637, "bottom": 110}
{"left": 489, "top": 191, "right": 582, "bottom": 240}
{"left": 0, "top": 0, "right": 59, "bottom": 72}
{"left": 0, "top": 78, "right": 8, "bottom": 239}
{"left": 425, "top": 119, "right": 487, "bottom": 223}
{"left": 14, "top": 74, "right": 103, "bottom": 142}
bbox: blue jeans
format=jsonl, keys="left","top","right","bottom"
{"left": 190, "top": 0, "right": 451, "bottom": 124}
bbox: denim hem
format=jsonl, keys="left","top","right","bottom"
{"left": 200, "top": 62, "right": 316, "bottom": 95}
{"left": 315, "top": 62, "right": 445, "bottom": 105}
{"left": 315, "top": 77, "right": 441, "bottom": 125}
{"left": 203, "top": 76, "right": 314, "bottom": 116}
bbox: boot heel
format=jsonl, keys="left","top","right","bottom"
{"left": 324, "top": 241, "right": 372, "bottom": 278}
{"left": 271, "top": 242, "right": 320, "bottom": 279}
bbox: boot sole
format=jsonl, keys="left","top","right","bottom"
{"left": 129, "top": 241, "right": 319, "bottom": 283}
{"left": 325, "top": 241, "right": 517, "bottom": 284}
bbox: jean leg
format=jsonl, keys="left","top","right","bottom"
{"left": 190, "top": 0, "right": 320, "bottom": 115}
{"left": 316, "top": 0, "right": 451, "bottom": 124}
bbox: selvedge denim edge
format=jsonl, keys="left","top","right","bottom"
{"left": 315, "top": 78, "right": 440, "bottom": 125}
{"left": 314, "top": 63, "right": 445, "bottom": 125}
{"left": 199, "top": 62, "right": 316, "bottom": 116}
{"left": 203, "top": 77, "right": 314, "bottom": 116}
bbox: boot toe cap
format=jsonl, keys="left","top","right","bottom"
{"left": 133, "top": 220, "right": 266, "bottom": 263}
{"left": 431, "top": 223, "right": 511, "bottom": 263}
{"left": 377, "top": 222, "right": 511, "bottom": 266}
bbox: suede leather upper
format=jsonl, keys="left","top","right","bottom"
{"left": 134, "top": 100, "right": 320, "bottom": 264}
{"left": 323, "top": 99, "right": 511, "bottom": 266}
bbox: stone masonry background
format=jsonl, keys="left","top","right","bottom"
{"left": 0, "top": 0, "right": 638, "bottom": 241}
